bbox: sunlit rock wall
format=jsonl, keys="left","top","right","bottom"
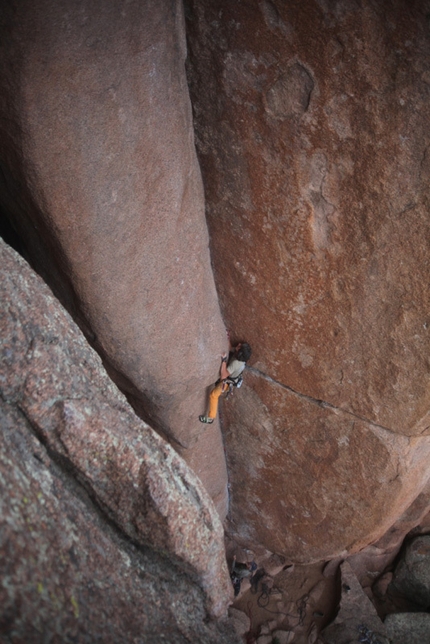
{"left": 186, "top": 0, "right": 430, "bottom": 561}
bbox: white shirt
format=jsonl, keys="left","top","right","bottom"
{"left": 227, "top": 358, "right": 246, "bottom": 380}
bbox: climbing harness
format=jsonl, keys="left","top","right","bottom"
{"left": 217, "top": 372, "right": 244, "bottom": 399}
{"left": 227, "top": 373, "right": 244, "bottom": 388}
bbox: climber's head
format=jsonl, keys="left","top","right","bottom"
{"left": 235, "top": 342, "right": 252, "bottom": 363}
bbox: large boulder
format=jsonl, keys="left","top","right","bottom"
{"left": 0, "top": 0, "right": 228, "bottom": 514}
{"left": 185, "top": 0, "right": 430, "bottom": 558}
{"left": 0, "top": 238, "right": 237, "bottom": 638}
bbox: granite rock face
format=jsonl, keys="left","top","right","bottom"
{"left": 222, "top": 370, "right": 430, "bottom": 562}
{"left": 0, "top": 238, "right": 237, "bottom": 638}
{"left": 186, "top": 0, "right": 430, "bottom": 559}
{"left": 385, "top": 613, "right": 430, "bottom": 644}
{"left": 2, "top": 0, "right": 430, "bottom": 579}
{"left": 0, "top": 0, "right": 228, "bottom": 515}
{"left": 389, "top": 535, "right": 430, "bottom": 609}
{"left": 0, "top": 401, "right": 238, "bottom": 644}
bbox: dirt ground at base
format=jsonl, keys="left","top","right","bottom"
{"left": 231, "top": 559, "right": 339, "bottom": 643}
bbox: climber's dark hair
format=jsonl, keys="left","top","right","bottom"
{"left": 236, "top": 343, "right": 252, "bottom": 362}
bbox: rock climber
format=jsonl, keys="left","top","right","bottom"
{"left": 199, "top": 334, "right": 252, "bottom": 424}
{"left": 230, "top": 556, "right": 257, "bottom": 597}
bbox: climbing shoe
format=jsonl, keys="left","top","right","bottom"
{"left": 199, "top": 415, "right": 214, "bottom": 424}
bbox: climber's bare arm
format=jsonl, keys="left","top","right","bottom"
{"left": 220, "top": 353, "right": 230, "bottom": 380}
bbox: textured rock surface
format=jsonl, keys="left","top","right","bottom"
{"left": 186, "top": 0, "right": 430, "bottom": 433}
{"left": 385, "top": 612, "right": 430, "bottom": 644}
{"left": 345, "top": 479, "right": 430, "bottom": 594}
{"left": 228, "top": 606, "right": 251, "bottom": 639}
{"left": 0, "top": 0, "right": 228, "bottom": 514}
{"left": 389, "top": 535, "right": 430, "bottom": 609}
{"left": 322, "top": 562, "right": 389, "bottom": 644}
{"left": 186, "top": 0, "right": 430, "bottom": 558}
{"left": 222, "top": 370, "right": 430, "bottom": 561}
{"left": 0, "top": 402, "right": 238, "bottom": 643}
{"left": 0, "top": 238, "right": 236, "bottom": 635}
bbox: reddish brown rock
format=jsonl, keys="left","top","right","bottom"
{"left": 223, "top": 371, "right": 430, "bottom": 561}
{"left": 0, "top": 0, "right": 228, "bottom": 513}
{"left": 186, "top": 0, "right": 430, "bottom": 434}
{"left": 0, "top": 238, "right": 235, "bottom": 630}
{"left": 186, "top": 0, "right": 430, "bottom": 558}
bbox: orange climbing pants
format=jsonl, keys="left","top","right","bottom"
{"left": 208, "top": 380, "right": 229, "bottom": 419}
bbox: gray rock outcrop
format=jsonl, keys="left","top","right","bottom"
{"left": 0, "top": 238, "right": 238, "bottom": 640}
{"left": 385, "top": 613, "right": 430, "bottom": 644}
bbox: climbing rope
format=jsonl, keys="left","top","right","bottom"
{"left": 257, "top": 583, "right": 283, "bottom": 608}
{"left": 254, "top": 579, "right": 308, "bottom": 627}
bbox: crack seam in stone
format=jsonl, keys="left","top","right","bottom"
{"left": 247, "top": 366, "right": 397, "bottom": 435}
